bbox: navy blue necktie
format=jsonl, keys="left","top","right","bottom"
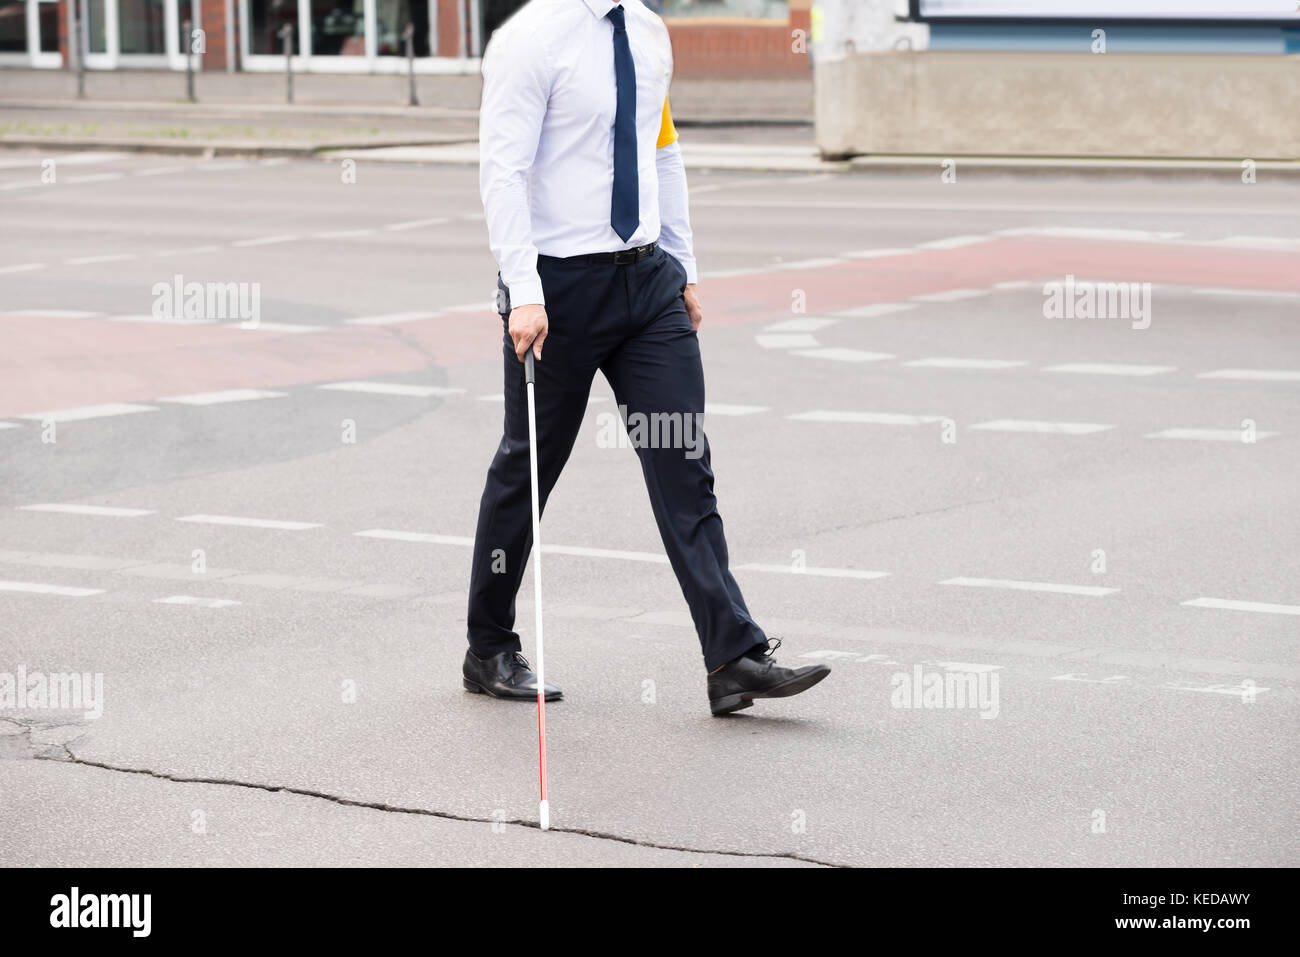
{"left": 607, "top": 5, "right": 639, "bottom": 242}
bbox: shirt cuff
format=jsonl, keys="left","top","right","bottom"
{"left": 508, "top": 276, "right": 545, "bottom": 308}
{"left": 681, "top": 259, "right": 699, "bottom": 285}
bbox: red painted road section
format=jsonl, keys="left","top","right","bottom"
{"left": 2, "top": 238, "right": 1296, "bottom": 419}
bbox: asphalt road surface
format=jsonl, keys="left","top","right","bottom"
{"left": 1, "top": 150, "right": 1297, "bottom": 867}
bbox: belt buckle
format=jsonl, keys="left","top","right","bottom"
{"left": 613, "top": 248, "right": 637, "bottom": 265}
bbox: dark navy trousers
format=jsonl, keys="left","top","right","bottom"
{"left": 466, "top": 245, "right": 768, "bottom": 673}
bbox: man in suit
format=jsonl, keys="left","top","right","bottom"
{"left": 463, "top": 0, "right": 831, "bottom": 715}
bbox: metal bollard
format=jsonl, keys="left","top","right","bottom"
{"left": 280, "top": 23, "right": 294, "bottom": 104}
{"left": 405, "top": 23, "right": 418, "bottom": 107}
{"left": 183, "top": 19, "right": 195, "bottom": 103}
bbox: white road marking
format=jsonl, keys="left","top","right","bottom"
{"left": 941, "top": 577, "right": 1118, "bottom": 597}
{"left": 1145, "top": 428, "right": 1278, "bottom": 441}
{"left": 18, "top": 504, "right": 154, "bottom": 517}
{"left": 755, "top": 333, "right": 821, "bottom": 349}
{"left": 705, "top": 403, "right": 770, "bottom": 416}
{"left": 65, "top": 253, "right": 136, "bottom": 266}
{"left": 971, "top": 419, "right": 1114, "bottom": 435}
{"left": 317, "top": 381, "right": 464, "bottom": 397}
{"left": 231, "top": 235, "right": 300, "bottom": 247}
{"left": 1198, "top": 368, "right": 1300, "bottom": 382}
{"left": 1189, "top": 287, "right": 1300, "bottom": 301}
{"left": 0, "top": 581, "right": 104, "bottom": 597}
{"left": 789, "top": 410, "right": 945, "bottom": 426}
{"left": 197, "top": 161, "right": 249, "bottom": 172}
{"left": 765, "top": 257, "right": 845, "bottom": 271}
{"left": 0, "top": 263, "right": 47, "bottom": 275}
{"left": 154, "top": 595, "right": 242, "bottom": 608}
{"left": 109, "top": 314, "right": 212, "bottom": 326}
{"left": 384, "top": 217, "right": 451, "bottom": 231}
{"left": 239, "top": 321, "right": 323, "bottom": 333}
{"left": 17, "top": 403, "right": 158, "bottom": 423}
{"left": 832, "top": 303, "right": 916, "bottom": 318}
{"left": 1209, "top": 235, "right": 1300, "bottom": 252}
{"left": 310, "top": 229, "right": 376, "bottom": 240}
{"left": 1181, "top": 597, "right": 1300, "bottom": 616}
{"left": 991, "top": 280, "right": 1037, "bottom": 291}
{"left": 344, "top": 312, "right": 441, "bottom": 326}
{"left": 153, "top": 245, "right": 221, "bottom": 257}
{"left": 441, "top": 301, "right": 494, "bottom": 314}
{"left": 994, "top": 226, "right": 1183, "bottom": 243}
{"left": 12, "top": 310, "right": 103, "bottom": 319}
{"left": 914, "top": 235, "right": 992, "bottom": 250}
{"left": 158, "top": 389, "right": 286, "bottom": 405}
{"left": 176, "top": 515, "right": 322, "bottom": 530}
{"left": 734, "top": 563, "right": 889, "bottom": 580}
{"left": 840, "top": 248, "right": 915, "bottom": 259}
{"left": 355, "top": 529, "right": 476, "bottom": 546}
{"left": 0, "top": 422, "right": 21, "bottom": 429}
{"left": 910, "top": 288, "right": 989, "bottom": 302}
{"left": 792, "top": 348, "right": 896, "bottom": 363}
{"left": 905, "top": 357, "right": 1027, "bottom": 370}
{"left": 763, "top": 317, "right": 840, "bottom": 333}
{"left": 1044, "top": 363, "right": 1175, "bottom": 376}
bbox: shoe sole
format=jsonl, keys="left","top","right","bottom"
{"left": 709, "top": 665, "right": 831, "bottom": 716}
{"left": 463, "top": 677, "right": 562, "bottom": 702}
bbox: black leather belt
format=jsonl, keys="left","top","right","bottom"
{"left": 575, "top": 242, "right": 658, "bottom": 265}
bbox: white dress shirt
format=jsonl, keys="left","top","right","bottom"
{"left": 479, "top": 0, "right": 698, "bottom": 308}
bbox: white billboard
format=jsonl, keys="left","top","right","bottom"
{"left": 917, "top": 1, "right": 1299, "bottom": 19}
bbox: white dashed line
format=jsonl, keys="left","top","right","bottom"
{"left": 792, "top": 348, "right": 895, "bottom": 363}
{"left": 734, "top": 563, "right": 889, "bottom": 581}
{"left": 153, "top": 245, "right": 221, "bottom": 257}
{"left": 317, "top": 381, "right": 464, "bottom": 397}
{"left": 765, "top": 257, "right": 845, "bottom": 272}
{"left": 910, "top": 289, "right": 989, "bottom": 303}
{"left": 13, "top": 309, "right": 104, "bottom": 319}
{"left": 905, "top": 357, "right": 1027, "bottom": 370}
{"left": 18, "top": 504, "right": 155, "bottom": 517}
{"left": 384, "top": 217, "right": 452, "bottom": 231}
{"left": 1145, "top": 428, "right": 1278, "bottom": 441}
{"left": 914, "top": 235, "right": 992, "bottom": 250}
{"left": 239, "top": 322, "right": 324, "bottom": 333}
{"left": 355, "top": 529, "right": 476, "bottom": 546}
{"left": 0, "top": 581, "right": 105, "bottom": 598}
{"left": 991, "top": 280, "right": 1038, "bottom": 291}
{"left": 789, "top": 411, "right": 945, "bottom": 426}
{"left": 109, "top": 314, "right": 212, "bottom": 326}
{"left": 344, "top": 312, "right": 441, "bottom": 326}
{"left": 65, "top": 253, "right": 136, "bottom": 266}
{"left": 971, "top": 420, "right": 1114, "bottom": 435}
{"left": 158, "top": 389, "right": 287, "bottom": 406}
{"left": 64, "top": 173, "right": 124, "bottom": 185}
{"left": 840, "top": 248, "right": 914, "bottom": 259}
{"left": 17, "top": 403, "right": 158, "bottom": 423}
{"left": 1181, "top": 597, "right": 1300, "bottom": 616}
{"left": 705, "top": 403, "right": 770, "bottom": 416}
{"left": 231, "top": 235, "right": 300, "bottom": 247}
{"left": 134, "top": 166, "right": 188, "bottom": 177}
{"left": 1189, "top": 287, "right": 1300, "bottom": 301}
{"left": 154, "top": 595, "right": 242, "bottom": 608}
{"left": 1198, "top": 368, "right": 1300, "bottom": 382}
{"left": 0, "top": 422, "right": 21, "bottom": 430}
{"left": 940, "top": 577, "right": 1118, "bottom": 597}
{"left": 0, "top": 263, "right": 48, "bottom": 275}
{"left": 310, "top": 229, "right": 377, "bottom": 240}
{"left": 176, "top": 515, "right": 322, "bottom": 530}
{"left": 1043, "top": 363, "right": 1176, "bottom": 376}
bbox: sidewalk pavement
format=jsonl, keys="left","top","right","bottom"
{"left": 3, "top": 68, "right": 1298, "bottom": 178}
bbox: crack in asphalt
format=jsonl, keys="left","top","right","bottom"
{"left": 34, "top": 747, "right": 841, "bottom": 867}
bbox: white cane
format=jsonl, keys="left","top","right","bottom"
{"left": 524, "top": 350, "right": 550, "bottom": 831}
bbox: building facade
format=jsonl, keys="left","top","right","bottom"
{"left": 0, "top": 0, "right": 812, "bottom": 76}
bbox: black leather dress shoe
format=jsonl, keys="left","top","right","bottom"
{"left": 707, "top": 639, "right": 830, "bottom": 716}
{"left": 463, "top": 649, "right": 562, "bottom": 701}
